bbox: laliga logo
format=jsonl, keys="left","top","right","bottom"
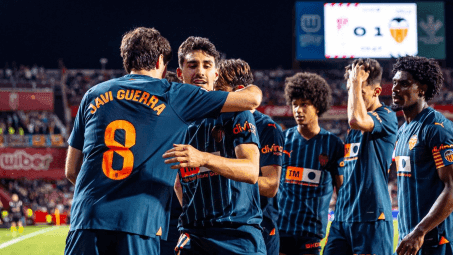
{"left": 0, "top": 150, "right": 53, "bottom": 170}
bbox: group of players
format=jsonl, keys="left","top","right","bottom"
{"left": 63, "top": 26, "right": 453, "bottom": 255}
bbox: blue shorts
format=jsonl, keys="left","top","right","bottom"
{"left": 323, "top": 221, "right": 393, "bottom": 255}
{"left": 279, "top": 233, "right": 321, "bottom": 255}
{"left": 262, "top": 218, "right": 279, "bottom": 255}
{"left": 175, "top": 225, "right": 266, "bottom": 255}
{"left": 64, "top": 229, "right": 160, "bottom": 255}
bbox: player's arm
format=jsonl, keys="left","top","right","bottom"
{"left": 397, "top": 164, "right": 453, "bottom": 255}
{"left": 258, "top": 165, "right": 281, "bottom": 197}
{"left": 174, "top": 173, "right": 183, "bottom": 206}
{"left": 220, "top": 85, "right": 262, "bottom": 112}
{"left": 347, "top": 63, "right": 374, "bottom": 132}
{"left": 65, "top": 145, "right": 83, "bottom": 185}
{"left": 163, "top": 143, "right": 260, "bottom": 184}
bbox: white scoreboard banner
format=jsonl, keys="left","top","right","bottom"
{"left": 324, "top": 3, "right": 418, "bottom": 58}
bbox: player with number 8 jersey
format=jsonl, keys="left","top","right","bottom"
{"left": 64, "top": 27, "right": 262, "bottom": 255}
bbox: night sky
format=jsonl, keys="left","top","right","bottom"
{"left": 1, "top": 0, "right": 452, "bottom": 70}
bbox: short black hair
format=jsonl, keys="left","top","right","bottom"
{"left": 284, "top": 72, "right": 332, "bottom": 116}
{"left": 392, "top": 56, "right": 444, "bottom": 101}
{"left": 345, "top": 58, "right": 383, "bottom": 86}
{"left": 178, "top": 37, "right": 220, "bottom": 68}
{"left": 164, "top": 71, "right": 180, "bottom": 83}
{"left": 120, "top": 27, "right": 172, "bottom": 73}
{"left": 215, "top": 59, "right": 254, "bottom": 91}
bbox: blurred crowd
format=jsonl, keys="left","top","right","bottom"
{"left": 1, "top": 178, "right": 73, "bottom": 215}
{"left": 0, "top": 111, "right": 66, "bottom": 137}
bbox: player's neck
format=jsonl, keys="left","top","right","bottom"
{"left": 297, "top": 122, "right": 320, "bottom": 140}
{"left": 403, "top": 101, "right": 428, "bottom": 123}
{"left": 130, "top": 69, "right": 163, "bottom": 79}
{"left": 367, "top": 98, "right": 382, "bottom": 112}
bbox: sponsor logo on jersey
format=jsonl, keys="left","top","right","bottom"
{"left": 283, "top": 150, "right": 292, "bottom": 158}
{"left": 319, "top": 153, "right": 329, "bottom": 167}
{"left": 261, "top": 144, "right": 283, "bottom": 156}
{"left": 371, "top": 112, "right": 382, "bottom": 123}
{"left": 233, "top": 121, "right": 257, "bottom": 135}
{"left": 305, "top": 242, "right": 320, "bottom": 249}
{"left": 432, "top": 144, "right": 453, "bottom": 153}
{"left": 345, "top": 143, "right": 360, "bottom": 158}
{"left": 285, "top": 166, "right": 321, "bottom": 186}
{"left": 435, "top": 122, "right": 445, "bottom": 128}
{"left": 444, "top": 150, "right": 453, "bottom": 162}
{"left": 408, "top": 135, "right": 418, "bottom": 150}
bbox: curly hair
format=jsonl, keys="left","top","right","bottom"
{"left": 164, "top": 71, "right": 180, "bottom": 83}
{"left": 120, "top": 27, "right": 172, "bottom": 73}
{"left": 284, "top": 72, "right": 332, "bottom": 116}
{"left": 344, "top": 58, "right": 382, "bottom": 86}
{"left": 392, "top": 56, "right": 444, "bottom": 101}
{"left": 178, "top": 37, "right": 220, "bottom": 68}
{"left": 215, "top": 59, "right": 254, "bottom": 91}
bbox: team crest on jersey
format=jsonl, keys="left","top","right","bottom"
{"left": 444, "top": 150, "right": 453, "bottom": 162}
{"left": 408, "top": 135, "right": 418, "bottom": 150}
{"left": 211, "top": 125, "right": 225, "bottom": 143}
{"left": 319, "top": 153, "right": 329, "bottom": 167}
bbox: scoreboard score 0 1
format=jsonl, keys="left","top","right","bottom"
{"left": 295, "top": 2, "right": 446, "bottom": 60}
{"left": 324, "top": 3, "right": 417, "bottom": 58}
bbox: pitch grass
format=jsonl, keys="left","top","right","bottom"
{"left": 0, "top": 221, "right": 399, "bottom": 254}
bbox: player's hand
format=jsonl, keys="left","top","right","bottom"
{"left": 396, "top": 228, "right": 425, "bottom": 255}
{"left": 162, "top": 144, "right": 206, "bottom": 169}
{"left": 348, "top": 63, "right": 369, "bottom": 88}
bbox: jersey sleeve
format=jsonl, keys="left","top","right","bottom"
{"left": 230, "top": 111, "right": 260, "bottom": 149}
{"left": 426, "top": 123, "right": 453, "bottom": 169}
{"left": 170, "top": 83, "right": 229, "bottom": 123}
{"left": 68, "top": 92, "right": 89, "bottom": 150}
{"left": 327, "top": 136, "right": 344, "bottom": 176}
{"left": 369, "top": 106, "right": 398, "bottom": 138}
{"left": 259, "top": 122, "right": 284, "bottom": 167}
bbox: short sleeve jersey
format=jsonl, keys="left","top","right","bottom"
{"left": 394, "top": 107, "right": 453, "bottom": 244}
{"left": 178, "top": 111, "right": 262, "bottom": 229}
{"left": 253, "top": 111, "right": 284, "bottom": 224}
{"left": 277, "top": 127, "right": 344, "bottom": 238}
{"left": 68, "top": 74, "right": 228, "bottom": 239}
{"left": 335, "top": 105, "right": 397, "bottom": 222}
{"left": 9, "top": 201, "right": 23, "bottom": 217}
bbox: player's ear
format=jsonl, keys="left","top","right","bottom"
{"left": 234, "top": 85, "right": 245, "bottom": 91}
{"left": 176, "top": 68, "right": 183, "bottom": 81}
{"left": 214, "top": 68, "right": 219, "bottom": 82}
{"left": 418, "top": 83, "right": 428, "bottom": 99}
{"left": 374, "top": 86, "right": 382, "bottom": 97}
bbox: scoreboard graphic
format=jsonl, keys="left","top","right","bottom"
{"left": 295, "top": 2, "right": 446, "bottom": 60}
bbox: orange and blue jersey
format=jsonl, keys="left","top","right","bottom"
{"left": 178, "top": 111, "right": 262, "bottom": 229}
{"left": 68, "top": 74, "right": 228, "bottom": 239}
{"left": 335, "top": 105, "right": 397, "bottom": 223}
{"left": 253, "top": 111, "right": 284, "bottom": 225}
{"left": 394, "top": 107, "right": 453, "bottom": 245}
{"left": 277, "top": 127, "right": 344, "bottom": 239}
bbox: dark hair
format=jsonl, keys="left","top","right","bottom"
{"left": 120, "top": 27, "right": 172, "bottom": 73}
{"left": 178, "top": 37, "right": 220, "bottom": 68}
{"left": 215, "top": 59, "right": 254, "bottom": 91}
{"left": 164, "top": 71, "right": 180, "bottom": 83}
{"left": 344, "top": 58, "right": 383, "bottom": 86}
{"left": 284, "top": 72, "right": 332, "bottom": 116}
{"left": 392, "top": 56, "right": 444, "bottom": 101}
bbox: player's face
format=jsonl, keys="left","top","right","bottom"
{"left": 361, "top": 82, "right": 377, "bottom": 111}
{"left": 178, "top": 50, "right": 218, "bottom": 91}
{"left": 292, "top": 98, "right": 319, "bottom": 126}
{"left": 392, "top": 71, "right": 422, "bottom": 108}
